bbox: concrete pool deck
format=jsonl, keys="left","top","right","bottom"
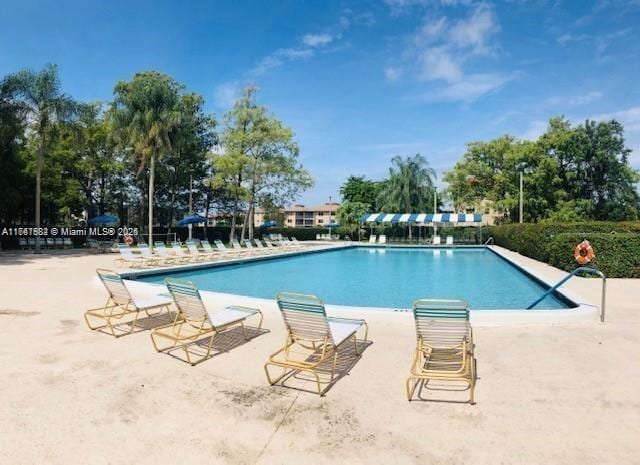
{"left": 0, "top": 245, "right": 639, "bottom": 464}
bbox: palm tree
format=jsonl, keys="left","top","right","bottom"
{"left": 6, "top": 64, "right": 78, "bottom": 253}
{"left": 377, "top": 154, "right": 436, "bottom": 212}
{"left": 112, "top": 72, "right": 181, "bottom": 249}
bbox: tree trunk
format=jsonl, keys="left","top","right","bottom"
{"left": 148, "top": 153, "right": 155, "bottom": 249}
{"left": 34, "top": 135, "right": 44, "bottom": 254}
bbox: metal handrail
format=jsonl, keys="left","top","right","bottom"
{"left": 526, "top": 266, "right": 607, "bottom": 322}
{"left": 484, "top": 236, "right": 494, "bottom": 245}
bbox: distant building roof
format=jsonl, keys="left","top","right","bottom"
{"left": 255, "top": 202, "right": 340, "bottom": 214}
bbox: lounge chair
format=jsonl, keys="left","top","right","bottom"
{"left": 446, "top": 236, "right": 454, "bottom": 245}
{"left": 213, "top": 239, "right": 242, "bottom": 257}
{"left": 138, "top": 243, "right": 166, "bottom": 266}
{"left": 201, "top": 240, "right": 220, "bottom": 256}
{"left": 154, "top": 242, "right": 188, "bottom": 264}
{"left": 264, "top": 292, "right": 368, "bottom": 396}
{"left": 150, "top": 279, "right": 263, "bottom": 365}
{"left": 263, "top": 239, "right": 278, "bottom": 250}
{"left": 243, "top": 239, "right": 269, "bottom": 254}
{"left": 115, "top": 243, "right": 148, "bottom": 268}
{"left": 253, "top": 238, "right": 272, "bottom": 252}
{"left": 230, "top": 239, "right": 251, "bottom": 253}
{"left": 63, "top": 237, "right": 73, "bottom": 248}
{"left": 378, "top": 235, "right": 387, "bottom": 244}
{"left": 406, "top": 299, "right": 476, "bottom": 403}
{"left": 433, "top": 235, "right": 441, "bottom": 245}
{"left": 290, "top": 237, "right": 305, "bottom": 247}
{"left": 369, "top": 235, "right": 377, "bottom": 244}
{"left": 171, "top": 241, "right": 195, "bottom": 262}
{"left": 185, "top": 240, "right": 212, "bottom": 262}
{"left": 19, "top": 237, "right": 28, "bottom": 249}
{"left": 84, "top": 268, "right": 172, "bottom": 337}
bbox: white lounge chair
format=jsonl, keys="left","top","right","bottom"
{"left": 171, "top": 241, "right": 196, "bottom": 263}
{"left": 369, "top": 235, "right": 377, "bottom": 244}
{"left": 378, "top": 235, "right": 387, "bottom": 244}
{"left": 433, "top": 236, "right": 441, "bottom": 245}
{"left": 214, "top": 239, "right": 244, "bottom": 257}
{"left": 185, "top": 240, "right": 212, "bottom": 261}
{"left": 446, "top": 236, "right": 454, "bottom": 245}
{"left": 154, "top": 242, "right": 187, "bottom": 264}
{"left": 137, "top": 243, "right": 166, "bottom": 266}
{"left": 115, "top": 244, "right": 148, "bottom": 268}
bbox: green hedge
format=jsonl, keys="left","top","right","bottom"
{"left": 488, "top": 222, "right": 640, "bottom": 277}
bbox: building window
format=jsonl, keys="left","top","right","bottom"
{"left": 318, "top": 212, "right": 324, "bottom": 216}
{"left": 287, "top": 219, "right": 292, "bottom": 223}
{"left": 318, "top": 219, "right": 323, "bottom": 224}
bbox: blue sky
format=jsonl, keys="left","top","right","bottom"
{"left": 2, "top": 0, "right": 639, "bottom": 205}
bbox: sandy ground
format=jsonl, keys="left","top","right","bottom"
{"left": 0, "top": 246, "right": 639, "bottom": 465}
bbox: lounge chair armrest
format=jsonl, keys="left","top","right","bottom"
{"left": 225, "top": 305, "right": 261, "bottom": 315}
{"left": 327, "top": 316, "right": 367, "bottom": 326}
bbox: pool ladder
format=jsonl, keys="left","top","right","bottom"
{"left": 527, "top": 267, "right": 607, "bottom": 322}
{"left": 484, "top": 236, "right": 494, "bottom": 245}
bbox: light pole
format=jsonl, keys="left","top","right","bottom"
{"left": 519, "top": 171, "right": 523, "bottom": 224}
{"left": 188, "top": 175, "right": 193, "bottom": 240}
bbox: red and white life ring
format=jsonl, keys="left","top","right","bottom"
{"left": 123, "top": 235, "right": 134, "bottom": 245}
{"left": 574, "top": 240, "right": 594, "bottom": 265}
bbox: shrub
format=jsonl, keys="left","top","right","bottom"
{"left": 488, "top": 222, "right": 640, "bottom": 278}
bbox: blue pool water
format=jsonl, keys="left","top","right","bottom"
{"left": 133, "top": 247, "right": 571, "bottom": 310}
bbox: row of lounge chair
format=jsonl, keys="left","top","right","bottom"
{"left": 19, "top": 237, "right": 73, "bottom": 249}
{"left": 84, "top": 270, "right": 477, "bottom": 402}
{"left": 368, "top": 235, "right": 456, "bottom": 245}
{"left": 115, "top": 238, "right": 306, "bottom": 268}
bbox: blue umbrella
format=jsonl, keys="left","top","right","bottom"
{"left": 87, "top": 214, "right": 119, "bottom": 225}
{"left": 326, "top": 222, "right": 340, "bottom": 228}
{"left": 177, "top": 215, "right": 206, "bottom": 226}
{"left": 260, "top": 220, "right": 278, "bottom": 228}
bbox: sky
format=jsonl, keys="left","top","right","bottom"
{"left": 1, "top": 0, "right": 639, "bottom": 206}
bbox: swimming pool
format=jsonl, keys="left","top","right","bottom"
{"left": 132, "top": 246, "right": 573, "bottom": 310}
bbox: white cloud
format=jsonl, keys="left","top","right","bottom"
{"left": 420, "top": 72, "right": 515, "bottom": 102}
{"left": 448, "top": 4, "right": 498, "bottom": 53}
{"left": 302, "top": 33, "right": 335, "bottom": 47}
{"left": 419, "top": 47, "right": 462, "bottom": 82}
{"left": 544, "top": 91, "right": 603, "bottom": 107}
{"left": 213, "top": 81, "right": 241, "bottom": 109}
{"left": 591, "top": 106, "right": 640, "bottom": 132}
{"left": 521, "top": 120, "right": 548, "bottom": 141}
{"left": 392, "top": 3, "right": 509, "bottom": 102}
{"left": 252, "top": 47, "right": 314, "bottom": 75}
{"left": 384, "top": 66, "right": 402, "bottom": 81}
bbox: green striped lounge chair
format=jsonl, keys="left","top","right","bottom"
{"left": 137, "top": 243, "right": 167, "bottom": 266}
{"left": 154, "top": 241, "right": 187, "bottom": 264}
{"left": 150, "top": 279, "right": 263, "bottom": 365}
{"left": 264, "top": 292, "right": 369, "bottom": 396}
{"left": 84, "top": 268, "right": 172, "bottom": 337}
{"left": 406, "top": 299, "right": 476, "bottom": 403}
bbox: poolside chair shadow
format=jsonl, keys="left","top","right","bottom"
{"left": 271, "top": 338, "right": 373, "bottom": 396}
{"left": 94, "top": 310, "right": 180, "bottom": 337}
{"left": 159, "top": 324, "right": 269, "bottom": 366}
{"left": 409, "top": 371, "right": 479, "bottom": 404}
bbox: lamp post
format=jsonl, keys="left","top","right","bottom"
{"left": 188, "top": 175, "right": 193, "bottom": 240}
{"left": 519, "top": 171, "right": 523, "bottom": 224}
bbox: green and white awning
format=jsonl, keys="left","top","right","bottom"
{"left": 360, "top": 213, "right": 483, "bottom": 224}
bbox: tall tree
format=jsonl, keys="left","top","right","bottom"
{"left": 5, "top": 64, "right": 78, "bottom": 252}
{"left": 217, "top": 86, "right": 312, "bottom": 240}
{"left": 112, "top": 71, "right": 181, "bottom": 248}
{"left": 377, "top": 154, "right": 436, "bottom": 212}
{"left": 339, "top": 175, "right": 382, "bottom": 210}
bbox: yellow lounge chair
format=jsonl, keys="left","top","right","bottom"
{"left": 84, "top": 269, "right": 172, "bottom": 337}
{"left": 150, "top": 278, "right": 263, "bottom": 365}
{"left": 264, "top": 292, "right": 368, "bottom": 396}
{"left": 406, "top": 299, "right": 476, "bottom": 403}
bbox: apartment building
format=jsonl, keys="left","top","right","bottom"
{"left": 254, "top": 202, "right": 340, "bottom": 228}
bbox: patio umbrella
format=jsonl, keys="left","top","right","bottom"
{"left": 177, "top": 215, "right": 206, "bottom": 226}
{"left": 87, "top": 214, "right": 119, "bottom": 225}
{"left": 260, "top": 220, "right": 278, "bottom": 228}
{"left": 326, "top": 222, "right": 340, "bottom": 228}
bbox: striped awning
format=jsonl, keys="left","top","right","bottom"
{"left": 360, "top": 213, "right": 483, "bottom": 224}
